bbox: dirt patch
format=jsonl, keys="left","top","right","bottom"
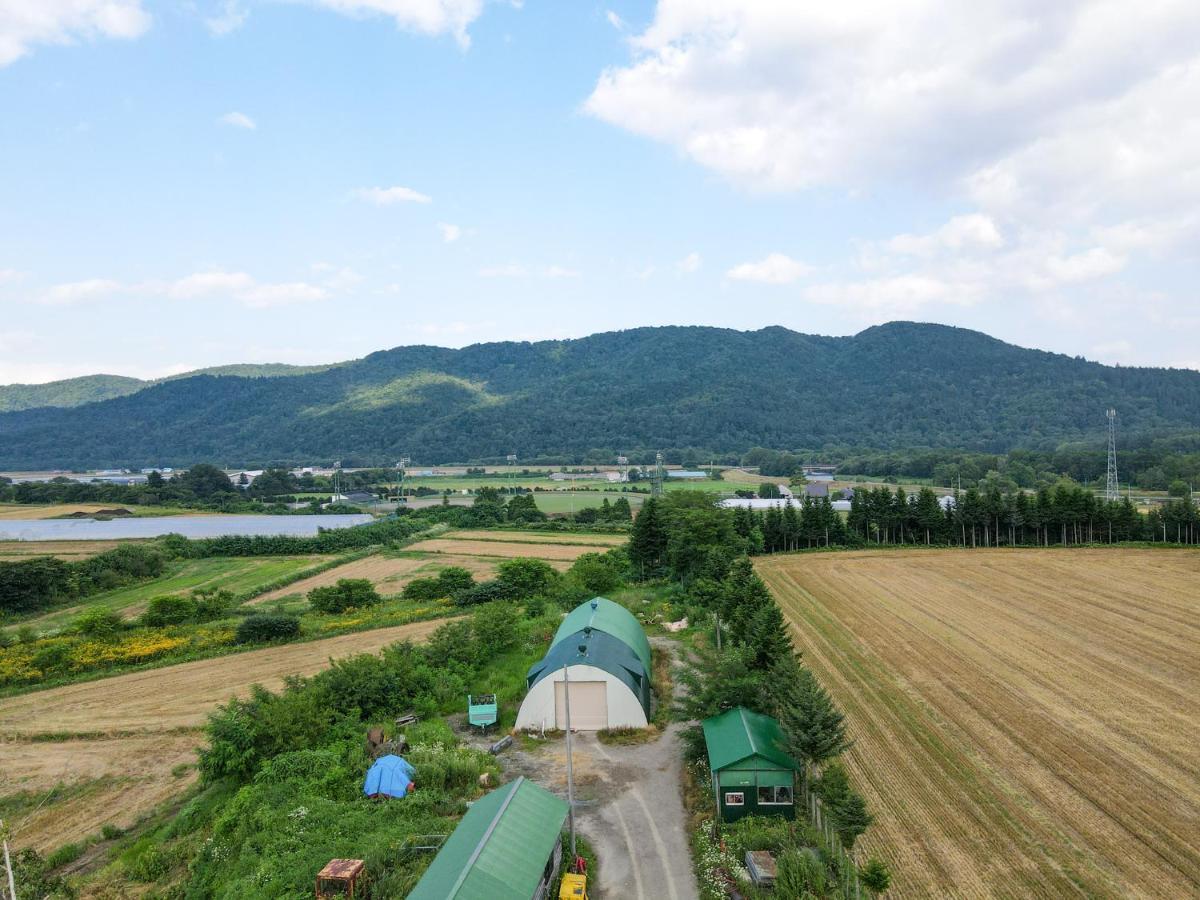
{"left": 1, "top": 733, "right": 200, "bottom": 852}
{"left": 406, "top": 538, "right": 592, "bottom": 562}
{"left": 249, "top": 555, "right": 429, "bottom": 604}
{"left": 0, "top": 618, "right": 457, "bottom": 736}
{"left": 444, "top": 530, "right": 626, "bottom": 547}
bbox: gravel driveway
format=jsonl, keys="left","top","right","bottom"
{"left": 489, "top": 724, "right": 700, "bottom": 900}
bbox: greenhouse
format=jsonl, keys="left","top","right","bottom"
{"left": 515, "top": 597, "right": 651, "bottom": 731}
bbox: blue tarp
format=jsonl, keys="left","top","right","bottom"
{"left": 363, "top": 755, "right": 415, "bottom": 799}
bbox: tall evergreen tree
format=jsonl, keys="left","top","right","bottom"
{"left": 628, "top": 496, "right": 667, "bottom": 578}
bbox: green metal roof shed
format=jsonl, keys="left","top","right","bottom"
{"left": 407, "top": 776, "right": 568, "bottom": 900}
{"left": 551, "top": 596, "right": 652, "bottom": 672}
{"left": 702, "top": 707, "right": 800, "bottom": 823}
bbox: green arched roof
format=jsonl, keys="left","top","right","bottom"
{"left": 551, "top": 596, "right": 651, "bottom": 672}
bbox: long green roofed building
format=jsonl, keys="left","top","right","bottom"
{"left": 407, "top": 776, "right": 568, "bottom": 900}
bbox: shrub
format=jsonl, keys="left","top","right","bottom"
{"left": 308, "top": 578, "right": 381, "bottom": 614}
{"left": 566, "top": 551, "right": 624, "bottom": 595}
{"left": 402, "top": 576, "right": 443, "bottom": 601}
{"left": 471, "top": 602, "right": 520, "bottom": 651}
{"left": 860, "top": 857, "right": 892, "bottom": 894}
{"left": 435, "top": 566, "right": 475, "bottom": 598}
{"left": 495, "top": 558, "right": 558, "bottom": 598}
{"left": 73, "top": 607, "right": 124, "bottom": 638}
{"left": 143, "top": 595, "right": 199, "bottom": 627}
{"left": 453, "top": 580, "right": 516, "bottom": 607}
{"left": 235, "top": 614, "right": 301, "bottom": 644}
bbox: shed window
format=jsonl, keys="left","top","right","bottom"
{"left": 724, "top": 792, "right": 745, "bottom": 806}
{"left": 757, "top": 785, "right": 794, "bottom": 805}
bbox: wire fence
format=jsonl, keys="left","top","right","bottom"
{"left": 799, "top": 773, "right": 865, "bottom": 900}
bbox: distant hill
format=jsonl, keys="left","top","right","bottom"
{"left": 1, "top": 322, "right": 1198, "bottom": 469}
{"left": 0, "top": 363, "right": 340, "bottom": 412}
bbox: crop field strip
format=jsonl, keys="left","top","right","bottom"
{"left": 756, "top": 548, "right": 1200, "bottom": 899}
{"left": 0, "top": 539, "right": 137, "bottom": 560}
{"left": 442, "top": 529, "right": 626, "bottom": 546}
{"left": 4, "top": 554, "right": 326, "bottom": 634}
{"left": 404, "top": 537, "right": 595, "bottom": 561}
{"left": 0, "top": 617, "right": 456, "bottom": 850}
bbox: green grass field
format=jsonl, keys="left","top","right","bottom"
{"left": 5, "top": 555, "right": 325, "bottom": 634}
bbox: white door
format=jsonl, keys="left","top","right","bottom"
{"left": 554, "top": 680, "right": 608, "bottom": 730}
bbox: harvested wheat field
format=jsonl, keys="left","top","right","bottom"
{"left": 0, "top": 618, "right": 455, "bottom": 736}
{"left": 406, "top": 537, "right": 590, "bottom": 563}
{"left": 443, "top": 529, "right": 626, "bottom": 546}
{"left": 1, "top": 733, "right": 199, "bottom": 852}
{"left": 0, "top": 539, "right": 136, "bottom": 560}
{"left": 756, "top": 548, "right": 1200, "bottom": 900}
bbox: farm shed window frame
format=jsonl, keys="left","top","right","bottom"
{"left": 724, "top": 792, "right": 745, "bottom": 806}
{"left": 757, "top": 785, "right": 794, "bottom": 806}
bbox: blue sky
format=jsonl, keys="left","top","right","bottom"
{"left": 2, "top": 1, "right": 1199, "bottom": 383}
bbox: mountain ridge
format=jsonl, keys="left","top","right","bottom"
{"left": 1, "top": 322, "right": 1198, "bottom": 469}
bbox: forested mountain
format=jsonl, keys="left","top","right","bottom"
{"left": 0, "top": 363, "right": 340, "bottom": 412}
{"left": 2, "top": 323, "right": 1199, "bottom": 469}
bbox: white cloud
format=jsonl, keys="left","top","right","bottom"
{"left": 727, "top": 253, "right": 811, "bottom": 285}
{"left": 1039, "top": 247, "right": 1127, "bottom": 287}
{"left": 0, "top": 268, "right": 24, "bottom": 285}
{"left": 479, "top": 263, "right": 579, "bottom": 278}
{"left": 41, "top": 271, "right": 330, "bottom": 309}
{"left": 205, "top": 0, "right": 247, "bottom": 36}
{"left": 479, "top": 263, "right": 527, "bottom": 278}
{"left": 606, "top": 10, "right": 624, "bottom": 30}
{"left": 677, "top": 251, "right": 701, "bottom": 273}
{"left": 0, "top": 0, "right": 150, "bottom": 67}
{"left": 302, "top": 0, "right": 485, "bottom": 49}
{"left": 886, "top": 215, "right": 1004, "bottom": 257}
{"left": 41, "top": 279, "right": 123, "bottom": 305}
{"left": 219, "top": 111, "right": 256, "bottom": 130}
{"left": 165, "top": 271, "right": 328, "bottom": 307}
{"left": 352, "top": 185, "right": 432, "bottom": 205}
{"left": 438, "top": 222, "right": 462, "bottom": 242}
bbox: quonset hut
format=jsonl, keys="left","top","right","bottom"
{"left": 515, "top": 596, "right": 651, "bottom": 731}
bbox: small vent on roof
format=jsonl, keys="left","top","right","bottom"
{"left": 583, "top": 626, "right": 592, "bottom": 637}
{"left": 577, "top": 644, "right": 588, "bottom": 656}
{"left": 590, "top": 599, "right": 599, "bottom": 610}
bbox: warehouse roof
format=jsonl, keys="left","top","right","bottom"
{"left": 407, "top": 776, "right": 568, "bottom": 900}
{"left": 702, "top": 706, "right": 799, "bottom": 772}
{"left": 552, "top": 596, "right": 652, "bottom": 672}
{"left": 529, "top": 627, "right": 651, "bottom": 718}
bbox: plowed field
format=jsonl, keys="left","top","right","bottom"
{"left": 756, "top": 548, "right": 1200, "bottom": 899}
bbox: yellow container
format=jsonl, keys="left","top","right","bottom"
{"left": 559, "top": 873, "right": 588, "bottom": 899}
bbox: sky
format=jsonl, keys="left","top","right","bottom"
{"left": 1, "top": 0, "right": 1199, "bottom": 384}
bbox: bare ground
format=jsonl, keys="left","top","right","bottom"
{"left": 405, "top": 537, "right": 593, "bottom": 562}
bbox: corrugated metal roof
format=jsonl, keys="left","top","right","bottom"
{"left": 702, "top": 707, "right": 799, "bottom": 772}
{"left": 529, "top": 628, "right": 651, "bottom": 717}
{"left": 407, "top": 776, "right": 568, "bottom": 900}
{"left": 552, "top": 597, "right": 652, "bottom": 672}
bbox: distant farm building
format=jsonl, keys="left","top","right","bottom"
{"left": 804, "top": 482, "right": 829, "bottom": 498}
{"left": 802, "top": 464, "right": 838, "bottom": 478}
{"left": 516, "top": 597, "right": 651, "bottom": 731}
{"left": 719, "top": 498, "right": 804, "bottom": 511}
{"left": 703, "top": 707, "right": 800, "bottom": 824}
{"left": 548, "top": 471, "right": 625, "bottom": 482}
{"left": 667, "top": 470, "right": 708, "bottom": 479}
{"left": 804, "top": 472, "right": 835, "bottom": 483}
{"left": 408, "top": 776, "right": 568, "bottom": 900}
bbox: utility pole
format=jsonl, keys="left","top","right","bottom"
{"left": 1105, "top": 409, "right": 1119, "bottom": 502}
{"left": 1, "top": 819, "right": 16, "bottom": 900}
{"left": 562, "top": 665, "right": 576, "bottom": 861}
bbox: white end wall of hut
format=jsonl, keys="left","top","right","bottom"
{"left": 514, "top": 663, "right": 647, "bottom": 731}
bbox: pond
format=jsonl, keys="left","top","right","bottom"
{"left": 0, "top": 514, "right": 375, "bottom": 541}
